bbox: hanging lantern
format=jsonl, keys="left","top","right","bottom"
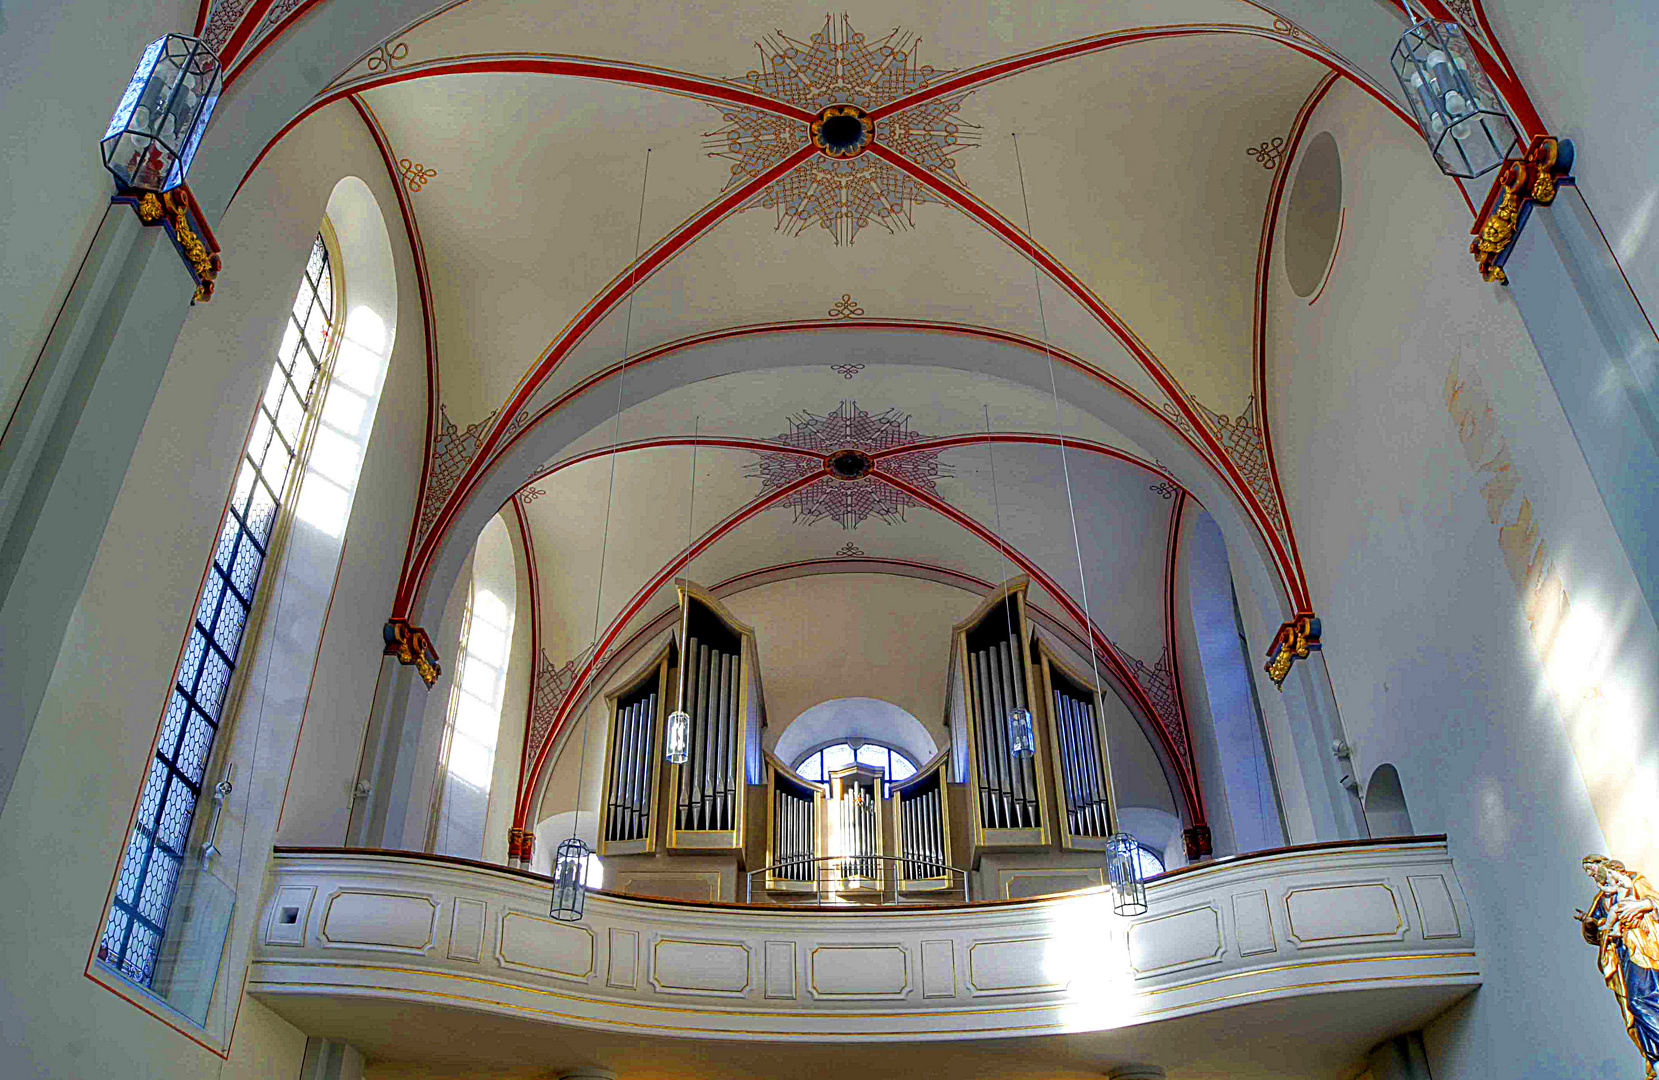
{"left": 549, "top": 837, "right": 592, "bottom": 921}
{"left": 665, "top": 709, "right": 691, "bottom": 764}
{"left": 1106, "top": 832, "right": 1149, "bottom": 916}
{"left": 1390, "top": 18, "right": 1517, "bottom": 179}
{"left": 1007, "top": 706, "right": 1036, "bottom": 758}
{"left": 102, "top": 34, "right": 222, "bottom": 193}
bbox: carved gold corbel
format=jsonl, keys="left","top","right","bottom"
{"left": 112, "top": 183, "right": 223, "bottom": 302}
{"left": 383, "top": 617, "right": 442, "bottom": 687}
{"left": 1470, "top": 136, "right": 1571, "bottom": 285}
{"left": 1264, "top": 613, "right": 1322, "bottom": 688}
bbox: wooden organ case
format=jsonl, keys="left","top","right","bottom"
{"left": 666, "top": 582, "right": 762, "bottom": 853}
{"left": 892, "top": 756, "right": 952, "bottom": 893}
{"left": 953, "top": 580, "right": 1052, "bottom": 852}
{"left": 949, "top": 579, "right": 1131, "bottom": 899}
{"left": 597, "top": 641, "right": 672, "bottom": 857}
{"left": 1034, "top": 636, "right": 1120, "bottom": 851}
{"left": 764, "top": 758, "right": 821, "bottom": 894}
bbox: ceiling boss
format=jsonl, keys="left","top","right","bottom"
{"left": 706, "top": 15, "right": 978, "bottom": 244}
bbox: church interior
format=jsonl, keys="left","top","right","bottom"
{"left": 3, "top": 1, "right": 1658, "bottom": 1078}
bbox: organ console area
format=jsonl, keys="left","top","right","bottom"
{"left": 594, "top": 579, "right": 1130, "bottom": 905}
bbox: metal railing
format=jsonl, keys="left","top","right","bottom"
{"left": 744, "top": 855, "right": 971, "bottom": 905}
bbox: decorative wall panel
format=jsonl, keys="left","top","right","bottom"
{"left": 1408, "top": 875, "right": 1462, "bottom": 939}
{"left": 263, "top": 884, "right": 315, "bottom": 947}
{"left": 1284, "top": 882, "right": 1406, "bottom": 947}
{"left": 318, "top": 890, "right": 436, "bottom": 952}
{"left": 651, "top": 937, "right": 752, "bottom": 996}
{"left": 607, "top": 928, "right": 640, "bottom": 989}
{"left": 920, "top": 939, "right": 956, "bottom": 999}
{"left": 1128, "top": 904, "right": 1225, "bottom": 977}
{"left": 809, "top": 944, "right": 909, "bottom": 999}
{"left": 967, "top": 936, "right": 1065, "bottom": 996}
{"left": 496, "top": 911, "right": 595, "bottom": 981}
{"left": 763, "top": 940, "right": 797, "bottom": 999}
{"left": 447, "top": 897, "right": 487, "bottom": 962}
{"left": 1232, "top": 890, "right": 1277, "bottom": 957}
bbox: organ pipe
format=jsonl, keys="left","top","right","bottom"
{"left": 599, "top": 645, "right": 670, "bottom": 854}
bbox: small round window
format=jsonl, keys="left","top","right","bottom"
{"left": 1285, "top": 131, "right": 1343, "bottom": 298}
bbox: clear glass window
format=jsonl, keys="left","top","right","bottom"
{"left": 793, "top": 741, "right": 916, "bottom": 784}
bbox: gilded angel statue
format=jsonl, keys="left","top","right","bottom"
{"left": 1579, "top": 855, "right": 1659, "bottom": 1078}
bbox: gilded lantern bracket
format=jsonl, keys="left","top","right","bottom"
{"left": 384, "top": 617, "right": 442, "bottom": 687}
{"left": 1469, "top": 136, "right": 1573, "bottom": 285}
{"left": 1264, "top": 613, "right": 1322, "bottom": 688}
{"left": 112, "top": 182, "right": 223, "bottom": 302}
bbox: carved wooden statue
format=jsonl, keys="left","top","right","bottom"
{"left": 1579, "top": 855, "right": 1659, "bottom": 1078}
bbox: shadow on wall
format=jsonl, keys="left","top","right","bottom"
{"left": 1362, "top": 764, "right": 1413, "bottom": 838}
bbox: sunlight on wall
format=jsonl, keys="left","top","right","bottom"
{"left": 1042, "top": 894, "right": 1138, "bottom": 1030}
{"left": 296, "top": 306, "right": 389, "bottom": 536}
{"left": 1446, "top": 348, "right": 1658, "bottom": 864}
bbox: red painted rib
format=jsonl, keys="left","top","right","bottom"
{"left": 398, "top": 142, "right": 819, "bottom": 613}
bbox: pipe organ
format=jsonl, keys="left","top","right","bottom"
{"left": 667, "top": 584, "right": 760, "bottom": 852}
{"left": 1035, "top": 638, "right": 1118, "bottom": 849}
{"left": 830, "top": 765, "right": 883, "bottom": 889}
{"left": 598, "top": 643, "right": 671, "bottom": 856}
{"left": 894, "top": 764, "right": 951, "bottom": 890}
{"left": 955, "top": 582, "right": 1050, "bottom": 849}
{"left": 766, "top": 765, "right": 820, "bottom": 891}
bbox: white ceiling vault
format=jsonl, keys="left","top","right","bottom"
{"left": 233, "top": 0, "right": 1425, "bottom": 826}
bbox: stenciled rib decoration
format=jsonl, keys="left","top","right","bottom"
{"left": 598, "top": 642, "right": 672, "bottom": 856}
{"left": 1033, "top": 637, "right": 1119, "bottom": 850}
{"left": 766, "top": 762, "right": 821, "bottom": 890}
{"left": 669, "top": 582, "right": 762, "bottom": 852}
{"left": 954, "top": 581, "right": 1049, "bottom": 849}
{"left": 894, "top": 760, "right": 951, "bottom": 889}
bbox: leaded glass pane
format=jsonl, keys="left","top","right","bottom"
{"left": 211, "top": 596, "right": 246, "bottom": 662}
{"left": 177, "top": 634, "right": 207, "bottom": 699}
{"left": 245, "top": 479, "right": 279, "bottom": 543}
{"left": 212, "top": 516, "right": 240, "bottom": 573}
{"left": 159, "top": 688, "right": 191, "bottom": 757}
{"left": 178, "top": 716, "right": 215, "bottom": 785}
{"left": 229, "top": 536, "right": 262, "bottom": 599}
{"left": 102, "top": 232, "right": 332, "bottom": 988}
{"left": 157, "top": 778, "right": 195, "bottom": 850}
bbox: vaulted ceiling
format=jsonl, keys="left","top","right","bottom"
{"left": 242, "top": 0, "right": 1427, "bottom": 817}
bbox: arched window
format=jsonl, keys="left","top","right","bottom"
{"left": 98, "top": 232, "right": 343, "bottom": 989}
{"left": 428, "top": 515, "right": 516, "bottom": 860}
{"left": 794, "top": 740, "right": 916, "bottom": 783}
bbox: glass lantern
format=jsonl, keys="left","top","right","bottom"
{"left": 1106, "top": 832, "right": 1149, "bottom": 916}
{"left": 665, "top": 709, "right": 690, "bottom": 764}
{"left": 1391, "top": 19, "right": 1518, "bottom": 179}
{"left": 1008, "top": 706, "right": 1036, "bottom": 758}
{"left": 102, "top": 34, "right": 222, "bottom": 193}
{"left": 549, "top": 837, "right": 592, "bottom": 922}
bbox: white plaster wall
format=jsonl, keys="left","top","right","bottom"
{"left": 0, "top": 0, "right": 196, "bottom": 428}
{"left": 0, "top": 101, "right": 366, "bottom": 1080}
{"left": 719, "top": 573, "right": 973, "bottom": 746}
{"left": 0, "top": 94, "right": 426, "bottom": 1074}
{"left": 1266, "top": 79, "right": 1657, "bottom": 1079}
{"left": 1487, "top": 0, "right": 1659, "bottom": 318}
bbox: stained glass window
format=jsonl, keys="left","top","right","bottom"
{"left": 99, "top": 234, "right": 336, "bottom": 986}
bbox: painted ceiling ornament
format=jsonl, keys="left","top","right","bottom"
{"left": 1116, "top": 644, "right": 1189, "bottom": 767}
{"left": 1165, "top": 394, "right": 1284, "bottom": 531}
{"left": 748, "top": 400, "right": 949, "bottom": 528}
{"left": 835, "top": 542, "right": 865, "bottom": 557}
{"left": 417, "top": 404, "right": 498, "bottom": 543}
{"left": 705, "top": 15, "right": 979, "bottom": 244}
{"left": 1578, "top": 854, "right": 1659, "bottom": 1078}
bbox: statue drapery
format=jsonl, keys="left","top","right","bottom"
{"left": 1580, "top": 855, "right": 1659, "bottom": 1079}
